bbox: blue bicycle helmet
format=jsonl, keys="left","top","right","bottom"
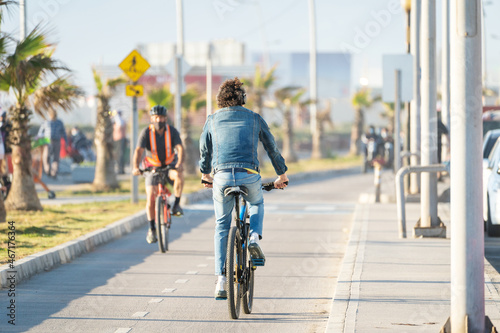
{"left": 150, "top": 105, "right": 167, "bottom": 116}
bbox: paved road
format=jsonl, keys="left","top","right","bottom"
{"left": 1, "top": 172, "right": 374, "bottom": 333}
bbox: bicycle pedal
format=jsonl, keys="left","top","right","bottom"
{"left": 251, "top": 258, "right": 265, "bottom": 266}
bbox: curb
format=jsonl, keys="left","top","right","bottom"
{"left": 0, "top": 166, "right": 361, "bottom": 289}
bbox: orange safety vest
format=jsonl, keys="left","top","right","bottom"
{"left": 146, "top": 124, "right": 174, "bottom": 167}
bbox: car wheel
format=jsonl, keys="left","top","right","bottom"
{"left": 487, "top": 198, "right": 500, "bottom": 237}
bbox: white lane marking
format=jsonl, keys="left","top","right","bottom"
{"left": 186, "top": 271, "right": 198, "bottom": 275}
{"left": 175, "top": 279, "right": 189, "bottom": 283}
{"left": 114, "top": 329, "right": 131, "bottom": 333}
{"left": 162, "top": 288, "right": 177, "bottom": 293}
{"left": 186, "top": 204, "right": 213, "bottom": 210}
{"left": 304, "top": 205, "right": 337, "bottom": 211}
{"left": 197, "top": 264, "right": 208, "bottom": 268}
{"left": 266, "top": 205, "right": 279, "bottom": 211}
{"left": 206, "top": 256, "right": 215, "bottom": 260}
{"left": 132, "top": 312, "right": 149, "bottom": 318}
{"left": 148, "top": 298, "right": 163, "bottom": 303}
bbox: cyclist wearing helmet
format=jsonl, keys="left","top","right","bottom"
{"left": 132, "top": 105, "right": 185, "bottom": 244}
{"left": 199, "top": 77, "right": 288, "bottom": 299}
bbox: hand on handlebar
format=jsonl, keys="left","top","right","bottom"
{"left": 201, "top": 174, "right": 213, "bottom": 188}
{"left": 274, "top": 173, "right": 289, "bottom": 189}
{"left": 132, "top": 167, "right": 142, "bottom": 176}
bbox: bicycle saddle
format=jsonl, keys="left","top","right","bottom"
{"left": 224, "top": 186, "right": 248, "bottom": 197}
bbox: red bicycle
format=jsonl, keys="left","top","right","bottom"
{"left": 140, "top": 165, "right": 173, "bottom": 252}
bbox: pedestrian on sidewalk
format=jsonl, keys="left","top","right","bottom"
{"left": 37, "top": 109, "right": 67, "bottom": 179}
{"left": 112, "top": 110, "right": 127, "bottom": 174}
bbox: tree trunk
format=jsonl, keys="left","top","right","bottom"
{"left": 181, "top": 111, "right": 197, "bottom": 175}
{"left": 5, "top": 107, "right": 42, "bottom": 211}
{"left": 282, "top": 106, "right": 297, "bottom": 163}
{"left": 350, "top": 107, "right": 364, "bottom": 155}
{"left": 93, "top": 97, "right": 118, "bottom": 191}
{"left": 0, "top": 189, "right": 6, "bottom": 222}
{"left": 5, "top": 139, "right": 42, "bottom": 211}
{"left": 311, "top": 120, "right": 323, "bottom": 159}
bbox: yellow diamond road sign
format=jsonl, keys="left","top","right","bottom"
{"left": 119, "top": 50, "right": 150, "bottom": 82}
{"left": 126, "top": 85, "right": 143, "bottom": 97}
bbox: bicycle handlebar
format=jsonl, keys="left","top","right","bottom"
{"left": 262, "top": 181, "right": 288, "bottom": 191}
{"left": 201, "top": 179, "right": 288, "bottom": 191}
{"left": 139, "top": 165, "right": 175, "bottom": 176}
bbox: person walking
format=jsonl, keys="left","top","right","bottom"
{"left": 199, "top": 77, "right": 289, "bottom": 299}
{"left": 37, "top": 109, "right": 67, "bottom": 179}
{"left": 112, "top": 110, "right": 127, "bottom": 174}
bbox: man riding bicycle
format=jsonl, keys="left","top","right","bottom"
{"left": 132, "top": 105, "right": 185, "bottom": 244}
{"left": 199, "top": 77, "right": 289, "bottom": 299}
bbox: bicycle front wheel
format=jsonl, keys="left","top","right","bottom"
{"left": 155, "top": 197, "right": 167, "bottom": 253}
{"left": 226, "top": 226, "right": 242, "bottom": 319}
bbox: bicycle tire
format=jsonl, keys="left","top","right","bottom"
{"left": 226, "top": 226, "right": 241, "bottom": 319}
{"left": 242, "top": 265, "right": 254, "bottom": 314}
{"left": 162, "top": 204, "right": 171, "bottom": 251}
{"left": 155, "top": 197, "right": 166, "bottom": 253}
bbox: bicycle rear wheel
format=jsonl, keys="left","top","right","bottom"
{"left": 155, "top": 197, "right": 167, "bottom": 253}
{"left": 242, "top": 265, "right": 254, "bottom": 314}
{"left": 226, "top": 226, "right": 241, "bottom": 319}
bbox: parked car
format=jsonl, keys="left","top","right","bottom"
{"left": 485, "top": 137, "right": 500, "bottom": 236}
{"left": 482, "top": 130, "right": 500, "bottom": 223}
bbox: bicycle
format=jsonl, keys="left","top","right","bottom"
{"left": 140, "top": 165, "right": 174, "bottom": 253}
{"left": 217, "top": 180, "right": 287, "bottom": 319}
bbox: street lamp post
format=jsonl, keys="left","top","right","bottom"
{"left": 410, "top": 0, "right": 421, "bottom": 195}
{"left": 401, "top": 0, "right": 411, "bottom": 192}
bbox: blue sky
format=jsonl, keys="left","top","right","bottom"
{"left": 1, "top": 0, "right": 499, "bottom": 95}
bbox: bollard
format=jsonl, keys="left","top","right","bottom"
{"left": 374, "top": 161, "right": 382, "bottom": 203}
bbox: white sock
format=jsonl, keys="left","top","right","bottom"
{"left": 217, "top": 275, "right": 226, "bottom": 284}
{"left": 250, "top": 232, "right": 260, "bottom": 243}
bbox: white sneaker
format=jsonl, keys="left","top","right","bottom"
{"left": 215, "top": 276, "right": 227, "bottom": 299}
{"left": 249, "top": 233, "right": 265, "bottom": 261}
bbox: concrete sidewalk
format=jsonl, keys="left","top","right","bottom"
{"left": 326, "top": 172, "right": 500, "bottom": 332}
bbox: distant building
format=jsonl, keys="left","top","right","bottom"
{"left": 137, "top": 39, "right": 245, "bottom": 67}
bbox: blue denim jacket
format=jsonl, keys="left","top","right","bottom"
{"left": 199, "top": 106, "right": 288, "bottom": 175}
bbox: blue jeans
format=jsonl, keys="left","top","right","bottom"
{"left": 213, "top": 171, "right": 264, "bottom": 276}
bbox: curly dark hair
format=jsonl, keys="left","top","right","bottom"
{"left": 216, "top": 77, "right": 246, "bottom": 108}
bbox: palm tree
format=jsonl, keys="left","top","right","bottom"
{"left": 241, "top": 65, "right": 276, "bottom": 116}
{"left": 147, "top": 87, "right": 173, "bottom": 111}
{"left": 181, "top": 86, "right": 205, "bottom": 175}
{"left": 0, "top": 29, "right": 82, "bottom": 211}
{"left": 146, "top": 86, "right": 205, "bottom": 175}
{"left": 274, "top": 86, "right": 305, "bottom": 163}
{"left": 350, "top": 88, "right": 374, "bottom": 155}
{"left": 92, "top": 69, "right": 126, "bottom": 191}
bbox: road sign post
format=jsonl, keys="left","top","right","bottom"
{"left": 119, "top": 50, "right": 150, "bottom": 204}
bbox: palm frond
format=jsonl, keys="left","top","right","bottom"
{"left": 14, "top": 27, "right": 51, "bottom": 61}
{"left": 107, "top": 76, "right": 127, "bottom": 89}
{"left": 147, "top": 87, "right": 173, "bottom": 110}
{"left": 92, "top": 68, "right": 103, "bottom": 93}
{"left": 32, "top": 76, "right": 84, "bottom": 118}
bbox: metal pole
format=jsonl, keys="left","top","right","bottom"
{"left": 19, "top": 0, "right": 26, "bottom": 40}
{"left": 450, "top": 0, "right": 484, "bottom": 330}
{"left": 175, "top": 0, "right": 184, "bottom": 133}
{"left": 441, "top": 0, "right": 451, "bottom": 164}
{"left": 308, "top": 0, "right": 319, "bottom": 158}
{"left": 395, "top": 70, "right": 401, "bottom": 172}
{"left": 206, "top": 42, "right": 213, "bottom": 117}
{"left": 131, "top": 96, "right": 138, "bottom": 204}
{"left": 410, "top": 0, "right": 421, "bottom": 194}
{"left": 419, "top": 0, "right": 438, "bottom": 228}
